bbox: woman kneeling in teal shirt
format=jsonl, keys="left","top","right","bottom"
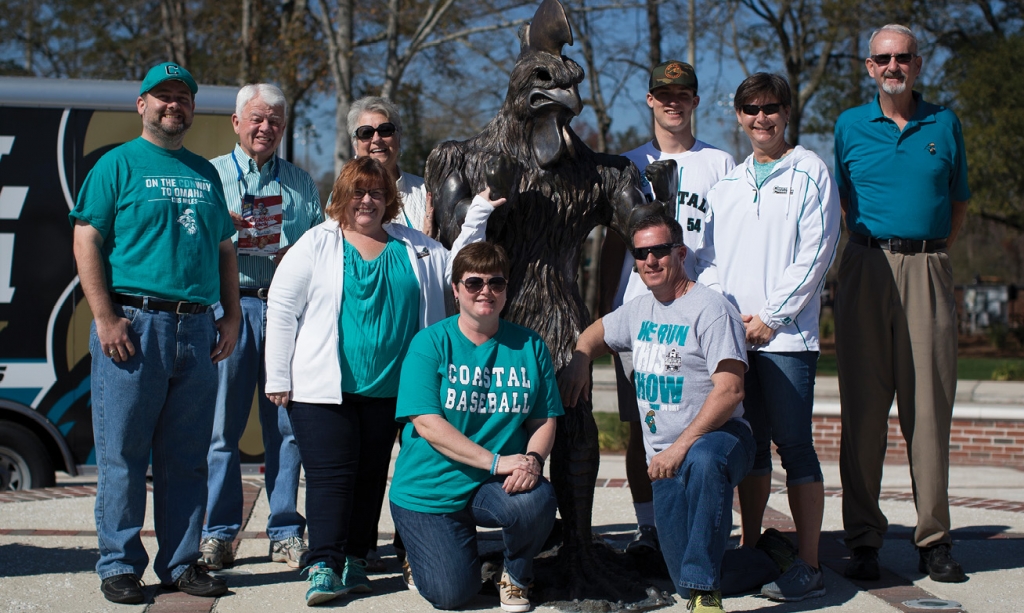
{"left": 389, "top": 242, "right": 564, "bottom": 612}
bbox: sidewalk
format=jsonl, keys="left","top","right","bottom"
{"left": 3, "top": 459, "right": 1024, "bottom": 612}
{"left": 3, "top": 371, "right": 1024, "bottom": 612}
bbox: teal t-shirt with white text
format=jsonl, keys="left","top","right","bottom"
{"left": 389, "top": 316, "right": 564, "bottom": 513}
{"left": 69, "top": 137, "right": 233, "bottom": 304}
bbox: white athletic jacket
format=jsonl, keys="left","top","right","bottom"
{"left": 265, "top": 198, "right": 494, "bottom": 403}
{"left": 696, "top": 145, "right": 840, "bottom": 352}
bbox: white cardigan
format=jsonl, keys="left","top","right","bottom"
{"left": 696, "top": 145, "right": 840, "bottom": 352}
{"left": 265, "top": 198, "right": 494, "bottom": 403}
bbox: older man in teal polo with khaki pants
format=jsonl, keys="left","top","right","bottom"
{"left": 833, "top": 23, "right": 969, "bottom": 584}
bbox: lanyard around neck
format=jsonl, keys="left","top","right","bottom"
{"left": 232, "top": 149, "right": 281, "bottom": 201}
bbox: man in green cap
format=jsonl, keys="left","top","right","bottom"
{"left": 70, "top": 61, "right": 239, "bottom": 604}
{"left": 600, "top": 60, "right": 736, "bottom": 557}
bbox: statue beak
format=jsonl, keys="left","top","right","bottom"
{"left": 529, "top": 85, "right": 582, "bottom": 117}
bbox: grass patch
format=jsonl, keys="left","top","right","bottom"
{"left": 961, "top": 357, "right": 1024, "bottom": 380}
{"left": 594, "top": 411, "right": 629, "bottom": 452}
{"left": 815, "top": 355, "right": 1024, "bottom": 381}
{"left": 817, "top": 354, "right": 837, "bottom": 376}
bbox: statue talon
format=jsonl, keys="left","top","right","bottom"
{"left": 484, "top": 154, "right": 515, "bottom": 201}
{"left": 644, "top": 159, "right": 679, "bottom": 219}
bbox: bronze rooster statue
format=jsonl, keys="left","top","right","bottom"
{"left": 425, "top": 0, "right": 678, "bottom": 603}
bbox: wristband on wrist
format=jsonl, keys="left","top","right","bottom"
{"left": 527, "top": 451, "right": 545, "bottom": 470}
{"left": 490, "top": 453, "right": 500, "bottom": 475}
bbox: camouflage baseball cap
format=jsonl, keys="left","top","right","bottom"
{"left": 649, "top": 61, "right": 698, "bottom": 93}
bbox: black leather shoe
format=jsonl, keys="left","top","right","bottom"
{"left": 165, "top": 564, "right": 227, "bottom": 597}
{"left": 844, "top": 545, "right": 881, "bottom": 580}
{"left": 100, "top": 573, "right": 144, "bottom": 604}
{"left": 918, "top": 544, "right": 967, "bottom": 583}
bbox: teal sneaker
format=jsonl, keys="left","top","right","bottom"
{"left": 303, "top": 562, "right": 344, "bottom": 606}
{"left": 342, "top": 556, "right": 372, "bottom": 594}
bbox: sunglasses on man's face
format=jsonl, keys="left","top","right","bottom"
{"left": 354, "top": 122, "right": 397, "bottom": 141}
{"left": 631, "top": 243, "right": 681, "bottom": 261}
{"left": 869, "top": 53, "right": 915, "bottom": 65}
{"left": 740, "top": 103, "right": 783, "bottom": 116}
{"left": 458, "top": 276, "right": 508, "bottom": 293}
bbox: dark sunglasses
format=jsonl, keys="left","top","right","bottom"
{"left": 354, "top": 123, "right": 397, "bottom": 141}
{"left": 458, "top": 276, "right": 508, "bottom": 293}
{"left": 740, "top": 103, "right": 783, "bottom": 116}
{"left": 631, "top": 243, "right": 681, "bottom": 260}
{"left": 869, "top": 53, "right": 915, "bottom": 65}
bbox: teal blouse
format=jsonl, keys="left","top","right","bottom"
{"left": 753, "top": 157, "right": 780, "bottom": 189}
{"left": 338, "top": 237, "right": 420, "bottom": 397}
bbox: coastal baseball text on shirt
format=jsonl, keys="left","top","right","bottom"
{"left": 444, "top": 363, "right": 534, "bottom": 413}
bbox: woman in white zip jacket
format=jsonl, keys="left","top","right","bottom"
{"left": 263, "top": 157, "right": 501, "bottom": 604}
{"left": 696, "top": 73, "right": 840, "bottom": 603}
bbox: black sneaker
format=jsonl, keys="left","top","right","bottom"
{"left": 844, "top": 545, "right": 880, "bottom": 581}
{"left": 918, "top": 543, "right": 967, "bottom": 583}
{"left": 164, "top": 564, "right": 228, "bottom": 597}
{"left": 625, "top": 525, "right": 660, "bottom": 555}
{"left": 100, "top": 573, "right": 145, "bottom": 604}
{"left": 755, "top": 528, "right": 799, "bottom": 573}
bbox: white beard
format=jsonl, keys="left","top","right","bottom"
{"left": 881, "top": 72, "right": 907, "bottom": 95}
{"left": 881, "top": 81, "right": 907, "bottom": 95}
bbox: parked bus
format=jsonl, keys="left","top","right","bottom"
{"left": 0, "top": 76, "right": 258, "bottom": 490}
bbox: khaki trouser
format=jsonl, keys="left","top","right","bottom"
{"left": 835, "top": 241, "right": 957, "bottom": 550}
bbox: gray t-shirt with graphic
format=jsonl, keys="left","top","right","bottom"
{"left": 603, "top": 283, "right": 748, "bottom": 462}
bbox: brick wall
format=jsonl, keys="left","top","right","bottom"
{"left": 811, "top": 416, "right": 1024, "bottom": 467}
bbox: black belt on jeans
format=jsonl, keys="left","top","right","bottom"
{"left": 110, "top": 292, "right": 212, "bottom": 314}
{"left": 240, "top": 287, "right": 270, "bottom": 300}
{"left": 849, "top": 232, "right": 946, "bottom": 254}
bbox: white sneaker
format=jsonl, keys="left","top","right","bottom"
{"left": 495, "top": 567, "right": 531, "bottom": 612}
{"left": 401, "top": 558, "right": 418, "bottom": 592}
{"left": 270, "top": 536, "right": 309, "bottom": 568}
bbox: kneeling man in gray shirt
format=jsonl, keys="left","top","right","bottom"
{"left": 559, "top": 211, "right": 754, "bottom": 612}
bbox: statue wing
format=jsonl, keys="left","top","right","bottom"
{"left": 425, "top": 141, "right": 473, "bottom": 249}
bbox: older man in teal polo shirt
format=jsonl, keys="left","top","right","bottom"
{"left": 200, "top": 83, "right": 324, "bottom": 572}
{"left": 833, "top": 24, "right": 969, "bottom": 584}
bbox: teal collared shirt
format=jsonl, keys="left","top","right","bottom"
{"left": 210, "top": 144, "right": 324, "bottom": 288}
{"left": 834, "top": 91, "right": 970, "bottom": 240}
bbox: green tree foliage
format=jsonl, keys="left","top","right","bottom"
{"left": 730, "top": 0, "right": 849, "bottom": 144}
{"left": 0, "top": 0, "right": 164, "bottom": 79}
{"left": 947, "top": 33, "right": 1024, "bottom": 229}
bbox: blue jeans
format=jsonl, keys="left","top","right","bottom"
{"left": 204, "top": 297, "right": 304, "bottom": 542}
{"left": 744, "top": 351, "right": 823, "bottom": 485}
{"left": 91, "top": 305, "right": 218, "bottom": 583}
{"left": 391, "top": 478, "right": 557, "bottom": 610}
{"left": 653, "top": 419, "right": 754, "bottom": 594}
